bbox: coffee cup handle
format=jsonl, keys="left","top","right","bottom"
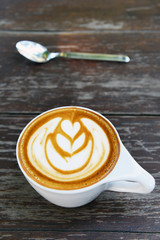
{"left": 105, "top": 143, "right": 155, "bottom": 194}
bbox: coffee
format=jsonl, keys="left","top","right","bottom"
{"left": 17, "top": 107, "right": 120, "bottom": 190}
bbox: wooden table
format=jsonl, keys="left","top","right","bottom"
{"left": 1, "top": 1, "right": 160, "bottom": 239}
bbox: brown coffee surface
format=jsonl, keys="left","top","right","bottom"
{"left": 17, "top": 107, "right": 120, "bottom": 190}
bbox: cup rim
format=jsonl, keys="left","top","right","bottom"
{"left": 16, "top": 105, "right": 121, "bottom": 194}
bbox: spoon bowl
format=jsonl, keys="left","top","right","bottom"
{"left": 16, "top": 41, "right": 59, "bottom": 63}
{"left": 16, "top": 40, "right": 130, "bottom": 63}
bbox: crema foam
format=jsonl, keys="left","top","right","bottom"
{"left": 17, "top": 107, "right": 120, "bottom": 190}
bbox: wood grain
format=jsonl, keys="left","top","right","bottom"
{"left": 0, "top": 0, "right": 160, "bottom": 239}
{"left": 1, "top": 232, "right": 160, "bottom": 240}
{"left": 0, "top": 0, "right": 160, "bottom": 31}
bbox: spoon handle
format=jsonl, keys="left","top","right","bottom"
{"left": 60, "top": 52, "right": 130, "bottom": 63}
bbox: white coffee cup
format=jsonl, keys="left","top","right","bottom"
{"left": 16, "top": 106, "right": 155, "bottom": 208}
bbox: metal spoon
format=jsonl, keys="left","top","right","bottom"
{"left": 16, "top": 40, "right": 130, "bottom": 63}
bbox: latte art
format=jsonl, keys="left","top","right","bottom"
{"left": 18, "top": 107, "right": 120, "bottom": 190}
{"left": 28, "top": 117, "right": 109, "bottom": 181}
{"left": 46, "top": 119, "right": 94, "bottom": 173}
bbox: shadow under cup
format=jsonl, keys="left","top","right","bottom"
{"left": 16, "top": 106, "right": 120, "bottom": 191}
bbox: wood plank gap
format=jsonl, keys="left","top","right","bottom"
{"left": 0, "top": 29, "right": 160, "bottom": 36}
{"left": 0, "top": 229, "right": 160, "bottom": 234}
{"left": 0, "top": 112, "right": 159, "bottom": 117}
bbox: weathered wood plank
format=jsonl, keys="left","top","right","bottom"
{"left": 0, "top": 0, "right": 160, "bottom": 31}
{"left": 0, "top": 32, "right": 160, "bottom": 114}
{"left": 1, "top": 231, "right": 160, "bottom": 240}
{"left": 0, "top": 115, "right": 159, "bottom": 232}
{"left": 0, "top": 0, "right": 159, "bottom": 238}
